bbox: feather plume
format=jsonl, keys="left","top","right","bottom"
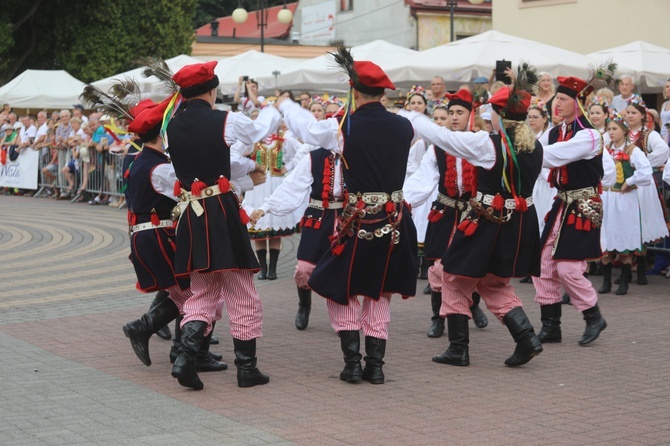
{"left": 515, "top": 61, "right": 538, "bottom": 96}
{"left": 472, "top": 84, "right": 489, "bottom": 106}
{"left": 137, "top": 56, "right": 179, "bottom": 95}
{"left": 79, "top": 84, "right": 133, "bottom": 120}
{"left": 109, "top": 77, "right": 143, "bottom": 104}
{"left": 587, "top": 59, "right": 617, "bottom": 92}
{"left": 328, "top": 45, "right": 358, "bottom": 86}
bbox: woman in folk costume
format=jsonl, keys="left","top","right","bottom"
{"left": 277, "top": 47, "right": 418, "bottom": 384}
{"left": 598, "top": 112, "right": 654, "bottom": 295}
{"left": 404, "top": 85, "right": 434, "bottom": 281}
{"left": 404, "top": 93, "right": 488, "bottom": 339}
{"left": 624, "top": 95, "right": 669, "bottom": 285}
{"left": 404, "top": 64, "right": 544, "bottom": 367}
{"left": 242, "top": 115, "right": 301, "bottom": 280}
{"left": 249, "top": 109, "right": 347, "bottom": 331}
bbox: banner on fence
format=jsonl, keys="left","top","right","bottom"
{"left": 0, "top": 148, "right": 39, "bottom": 189}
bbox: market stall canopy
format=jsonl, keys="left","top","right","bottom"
{"left": 0, "top": 70, "right": 86, "bottom": 110}
{"left": 588, "top": 41, "right": 670, "bottom": 92}
{"left": 385, "top": 30, "right": 598, "bottom": 90}
{"left": 91, "top": 54, "right": 203, "bottom": 101}
{"left": 260, "top": 40, "right": 419, "bottom": 94}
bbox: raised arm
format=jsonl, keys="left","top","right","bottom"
{"left": 542, "top": 128, "right": 602, "bottom": 168}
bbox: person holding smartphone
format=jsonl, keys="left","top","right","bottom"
{"left": 234, "top": 75, "right": 265, "bottom": 117}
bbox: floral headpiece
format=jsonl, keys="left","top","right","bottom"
{"left": 627, "top": 94, "right": 646, "bottom": 110}
{"left": 326, "top": 95, "right": 344, "bottom": 107}
{"left": 406, "top": 85, "right": 427, "bottom": 103}
{"left": 309, "top": 95, "right": 326, "bottom": 108}
{"left": 589, "top": 96, "right": 609, "bottom": 110}
{"left": 433, "top": 97, "right": 449, "bottom": 111}
{"left": 528, "top": 97, "right": 548, "bottom": 116}
{"left": 609, "top": 111, "right": 629, "bottom": 131}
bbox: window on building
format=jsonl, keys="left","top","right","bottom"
{"left": 340, "top": 0, "right": 353, "bottom": 12}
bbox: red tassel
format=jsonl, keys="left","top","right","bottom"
{"left": 457, "top": 219, "right": 471, "bottom": 232}
{"left": 130, "top": 213, "right": 137, "bottom": 226}
{"left": 464, "top": 220, "right": 478, "bottom": 236}
{"left": 428, "top": 209, "right": 442, "bottom": 223}
{"left": 239, "top": 208, "right": 250, "bottom": 225}
{"left": 191, "top": 179, "right": 206, "bottom": 197}
{"left": 123, "top": 168, "right": 130, "bottom": 179}
{"left": 597, "top": 183, "right": 602, "bottom": 194}
{"left": 356, "top": 199, "right": 366, "bottom": 210}
{"left": 173, "top": 180, "right": 181, "bottom": 197}
{"left": 217, "top": 175, "right": 230, "bottom": 193}
{"left": 332, "top": 243, "right": 345, "bottom": 256}
{"left": 567, "top": 212, "right": 575, "bottom": 225}
{"left": 151, "top": 210, "right": 160, "bottom": 226}
{"left": 514, "top": 196, "right": 527, "bottom": 212}
{"left": 492, "top": 194, "right": 504, "bottom": 211}
{"left": 561, "top": 166, "right": 568, "bottom": 185}
{"left": 385, "top": 201, "right": 395, "bottom": 213}
{"left": 304, "top": 218, "right": 313, "bottom": 228}
{"left": 583, "top": 218, "right": 592, "bottom": 231}
{"left": 322, "top": 199, "right": 329, "bottom": 209}
{"left": 575, "top": 215, "right": 583, "bottom": 231}
{"left": 314, "top": 219, "right": 322, "bottom": 229}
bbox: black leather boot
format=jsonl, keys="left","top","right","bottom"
{"left": 579, "top": 305, "right": 607, "bottom": 345}
{"left": 171, "top": 316, "right": 223, "bottom": 364}
{"left": 636, "top": 255, "right": 648, "bottom": 285}
{"left": 470, "top": 292, "right": 488, "bottom": 328}
{"left": 267, "top": 249, "right": 279, "bottom": 280}
{"left": 295, "top": 287, "right": 312, "bottom": 330}
{"left": 503, "top": 307, "right": 543, "bottom": 367}
{"left": 561, "top": 293, "right": 571, "bottom": 305}
{"left": 432, "top": 314, "right": 470, "bottom": 366}
{"left": 598, "top": 264, "right": 612, "bottom": 294}
{"left": 338, "top": 330, "right": 363, "bottom": 382}
{"left": 171, "top": 321, "right": 207, "bottom": 390}
{"left": 616, "top": 264, "right": 631, "bottom": 295}
{"left": 418, "top": 255, "right": 429, "bottom": 280}
{"left": 537, "top": 303, "right": 562, "bottom": 343}
{"left": 123, "top": 296, "right": 179, "bottom": 366}
{"left": 427, "top": 290, "right": 445, "bottom": 338}
{"left": 233, "top": 338, "right": 270, "bottom": 388}
{"left": 423, "top": 283, "right": 432, "bottom": 295}
{"left": 362, "top": 336, "right": 386, "bottom": 384}
{"left": 151, "top": 291, "right": 172, "bottom": 340}
{"left": 195, "top": 322, "right": 227, "bottom": 372}
{"left": 256, "top": 249, "right": 267, "bottom": 280}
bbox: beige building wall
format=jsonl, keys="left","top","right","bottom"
{"left": 493, "top": 0, "right": 670, "bottom": 54}
{"left": 417, "top": 13, "right": 491, "bottom": 50}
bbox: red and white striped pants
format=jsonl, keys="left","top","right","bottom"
{"left": 533, "top": 209, "right": 598, "bottom": 312}
{"left": 441, "top": 272, "right": 522, "bottom": 322}
{"left": 182, "top": 270, "right": 263, "bottom": 340}
{"left": 294, "top": 260, "right": 316, "bottom": 289}
{"left": 165, "top": 285, "right": 191, "bottom": 314}
{"left": 326, "top": 293, "right": 392, "bottom": 339}
{"left": 428, "top": 260, "right": 443, "bottom": 292}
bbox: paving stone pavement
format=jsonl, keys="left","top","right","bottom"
{"left": 1, "top": 194, "right": 670, "bottom": 445}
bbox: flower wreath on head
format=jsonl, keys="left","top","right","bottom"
{"left": 309, "top": 95, "right": 326, "bottom": 109}
{"left": 627, "top": 94, "right": 646, "bottom": 110}
{"left": 528, "top": 97, "right": 548, "bottom": 117}
{"left": 589, "top": 95, "right": 609, "bottom": 110}
{"left": 406, "top": 85, "right": 428, "bottom": 103}
{"left": 433, "top": 97, "right": 449, "bottom": 111}
{"left": 326, "top": 95, "right": 344, "bottom": 107}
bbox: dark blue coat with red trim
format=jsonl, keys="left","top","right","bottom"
{"left": 125, "top": 146, "right": 188, "bottom": 292}
{"left": 541, "top": 115, "right": 604, "bottom": 261}
{"left": 443, "top": 134, "right": 543, "bottom": 278}
{"left": 167, "top": 99, "right": 259, "bottom": 276}
{"left": 308, "top": 102, "right": 418, "bottom": 304}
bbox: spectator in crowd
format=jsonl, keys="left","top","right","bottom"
{"left": 427, "top": 76, "right": 447, "bottom": 114}
{"left": 299, "top": 91, "right": 311, "bottom": 109}
{"left": 659, "top": 79, "right": 670, "bottom": 143}
{"left": 611, "top": 75, "right": 635, "bottom": 113}
{"left": 72, "top": 104, "right": 88, "bottom": 123}
{"left": 234, "top": 76, "right": 265, "bottom": 117}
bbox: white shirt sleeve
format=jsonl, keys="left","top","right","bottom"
{"left": 645, "top": 130, "right": 669, "bottom": 168}
{"left": 230, "top": 140, "right": 257, "bottom": 180}
{"left": 231, "top": 176, "right": 253, "bottom": 198}
{"left": 542, "top": 128, "right": 602, "bottom": 168}
{"left": 663, "top": 156, "right": 670, "bottom": 186}
{"left": 406, "top": 139, "right": 428, "bottom": 180}
{"left": 151, "top": 163, "right": 178, "bottom": 201}
{"left": 627, "top": 147, "right": 653, "bottom": 187}
{"left": 259, "top": 154, "right": 313, "bottom": 216}
{"left": 404, "top": 146, "right": 440, "bottom": 208}
{"left": 601, "top": 148, "right": 616, "bottom": 189}
{"left": 224, "top": 107, "right": 281, "bottom": 147}
{"left": 280, "top": 100, "right": 340, "bottom": 152}
{"left": 403, "top": 111, "right": 495, "bottom": 169}
{"left": 280, "top": 134, "right": 301, "bottom": 172}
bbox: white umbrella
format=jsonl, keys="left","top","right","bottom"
{"left": 0, "top": 70, "right": 86, "bottom": 110}
{"left": 386, "top": 30, "right": 598, "bottom": 90}
{"left": 588, "top": 41, "right": 670, "bottom": 92}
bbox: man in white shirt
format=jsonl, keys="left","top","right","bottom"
{"left": 611, "top": 75, "right": 635, "bottom": 113}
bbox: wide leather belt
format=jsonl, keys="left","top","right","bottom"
{"left": 178, "top": 183, "right": 236, "bottom": 217}
{"left": 556, "top": 186, "right": 598, "bottom": 205}
{"left": 475, "top": 192, "right": 534, "bottom": 210}
{"left": 437, "top": 193, "right": 469, "bottom": 211}
{"left": 309, "top": 198, "right": 345, "bottom": 210}
{"left": 348, "top": 190, "right": 404, "bottom": 205}
{"left": 131, "top": 219, "right": 172, "bottom": 233}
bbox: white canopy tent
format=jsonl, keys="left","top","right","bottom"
{"left": 91, "top": 54, "right": 203, "bottom": 101}
{"left": 588, "top": 41, "right": 670, "bottom": 92}
{"left": 0, "top": 70, "right": 86, "bottom": 110}
{"left": 258, "top": 40, "right": 419, "bottom": 94}
{"left": 385, "top": 31, "right": 598, "bottom": 91}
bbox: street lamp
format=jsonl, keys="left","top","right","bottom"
{"left": 232, "top": 1, "right": 294, "bottom": 53}
{"left": 272, "top": 70, "right": 281, "bottom": 90}
{"left": 448, "top": 0, "right": 485, "bottom": 43}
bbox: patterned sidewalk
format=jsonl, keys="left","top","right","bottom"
{"left": 1, "top": 194, "right": 669, "bottom": 445}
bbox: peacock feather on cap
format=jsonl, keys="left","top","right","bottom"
{"left": 587, "top": 59, "right": 617, "bottom": 92}
{"left": 109, "top": 78, "right": 144, "bottom": 106}
{"left": 329, "top": 45, "right": 358, "bottom": 87}
{"left": 137, "top": 56, "right": 179, "bottom": 95}
{"left": 79, "top": 84, "right": 134, "bottom": 121}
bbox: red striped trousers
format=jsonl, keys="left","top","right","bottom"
{"left": 326, "top": 293, "right": 392, "bottom": 339}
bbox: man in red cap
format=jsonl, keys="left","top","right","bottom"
{"left": 404, "top": 89, "right": 488, "bottom": 339}
{"left": 276, "top": 50, "right": 417, "bottom": 385}
{"left": 167, "top": 60, "right": 281, "bottom": 390}
{"left": 403, "top": 77, "right": 545, "bottom": 368}
{"left": 532, "top": 76, "right": 609, "bottom": 346}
